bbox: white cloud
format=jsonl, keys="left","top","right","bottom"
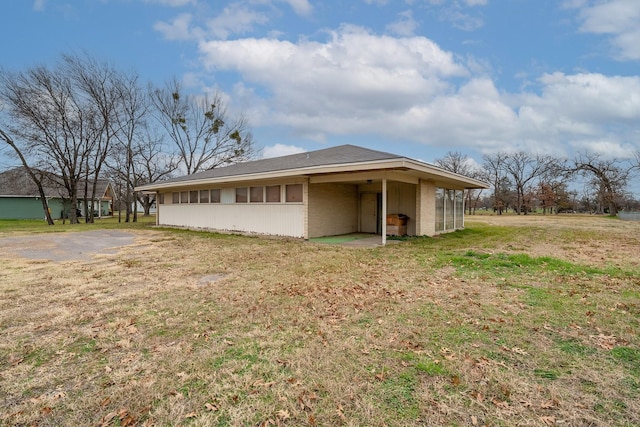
{"left": 198, "top": 25, "right": 640, "bottom": 158}
{"left": 534, "top": 72, "right": 640, "bottom": 122}
{"left": 570, "top": 139, "right": 637, "bottom": 158}
{"left": 33, "top": 0, "right": 46, "bottom": 11}
{"left": 154, "top": 13, "right": 202, "bottom": 40}
{"left": 386, "top": 10, "right": 419, "bottom": 37}
{"left": 282, "top": 0, "right": 313, "bottom": 17}
{"left": 262, "top": 143, "right": 306, "bottom": 158}
{"left": 440, "top": 8, "right": 484, "bottom": 31}
{"left": 154, "top": 4, "right": 270, "bottom": 41}
{"left": 206, "top": 3, "right": 270, "bottom": 39}
{"left": 198, "top": 25, "right": 474, "bottom": 142}
{"left": 574, "top": 0, "right": 640, "bottom": 60}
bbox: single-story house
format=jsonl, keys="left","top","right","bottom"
{"left": 136, "top": 145, "right": 488, "bottom": 243}
{"left": 0, "top": 167, "right": 114, "bottom": 220}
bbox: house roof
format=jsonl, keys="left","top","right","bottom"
{"left": 0, "top": 167, "right": 113, "bottom": 199}
{"left": 136, "top": 144, "right": 489, "bottom": 191}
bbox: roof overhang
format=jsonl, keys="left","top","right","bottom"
{"left": 135, "top": 158, "right": 489, "bottom": 192}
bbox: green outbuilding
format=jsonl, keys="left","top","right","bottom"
{"left": 0, "top": 167, "right": 114, "bottom": 220}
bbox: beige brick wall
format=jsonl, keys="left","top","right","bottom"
{"left": 308, "top": 183, "right": 358, "bottom": 238}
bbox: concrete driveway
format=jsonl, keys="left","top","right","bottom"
{"left": 0, "top": 230, "right": 136, "bottom": 262}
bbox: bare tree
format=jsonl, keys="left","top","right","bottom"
{"left": 0, "top": 64, "right": 93, "bottom": 224}
{"left": 110, "top": 70, "right": 149, "bottom": 222}
{"left": 482, "top": 153, "right": 510, "bottom": 214}
{"left": 435, "top": 151, "right": 473, "bottom": 176}
{"left": 0, "top": 127, "right": 55, "bottom": 224}
{"left": 63, "top": 53, "right": 123, "bottom": 223}
{"left": 132, "top": 131, "right": 179, "bottom": 216}
{"left": 503, "top": 152, "right": 557, "bottom": 215}
{"left": 150, "top": 79, "right": 255, "bottom": 174}
{"left": 572, "top": 152, "right": 632, "bottom": 215}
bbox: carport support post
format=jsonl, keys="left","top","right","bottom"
{"left": 382, "top": 178, "right": 387, "bottom": 246}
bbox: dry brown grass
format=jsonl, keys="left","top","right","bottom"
{"left": 1, "top": 215, "right": 639, "bottom": 426}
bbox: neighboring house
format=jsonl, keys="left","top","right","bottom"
{"left": 0, "top": 167, "right": 114, "bottom": 220}
{"left": 135, "top": 200, "right": 157, "bottom": 214}
{"left": 135, "top": 145, "right": 489, "bottom": 243}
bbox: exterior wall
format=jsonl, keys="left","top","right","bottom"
{"left": 159, "top": 204, "right": 305, "bottom": 237}
{"left": 153, "top": 175, "right": 469, "bottom": 240}
{"left": 157, "top": 181, "right": 306, "bottom": 237}
{"left": 0, "top": 197, "right": 65, "bottom": 220}
{"left": 308, "top": 183, "right": 358, "bottom": 238}
{"left": 386, "top": 181, "right": 417, "bottom": 236}
{"left": 416, "top": 180, "right": 436, "bottom": 236}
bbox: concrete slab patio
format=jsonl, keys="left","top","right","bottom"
{"left": 0, "top": 230, "right": 136, "bottom": 262}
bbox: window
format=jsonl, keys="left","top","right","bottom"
{"left": 266, "top": 185, "right": 280, "bottom": 202}
{"left": 435, "top": 188, "right": 444, "bottom": 232}
{"left": 221, "top": 188, "right": 235, "bottom": 203}
{"left": 435, "top": 188, "right": 465, "bottom": 231}
{"left": 286, "top": 184, "right": 303, "bottom": 203}
{"left": 250, "top": 186, "right": 264, "bottom": 203}
{"left": 445, "top": 190, "right": 455, "bottom": 230}
{"left": 200, "top": 190, "right": 209, "bottom": 203}
{"left": 172, "top": 192, "right": 179, "bottom": 204}
{"left": 455, "top": 190, "right": 464, "bottom": 228}
{"left": 180, "top": 191, "right": 189, "bottom": 204}
{"left": 236, "top": 187, "right": 248, "bottom": 203}
{"left": 158, "top": 193, "right": 165, "bottom": 204}
{"left": 190, "top": 191, "right": 199, "bottom": 203}
{"left": 211, "top": 189, "right": 221, "bottom": 203}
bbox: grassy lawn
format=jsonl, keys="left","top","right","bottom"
{"left": 1, "top": 215, "right": 639, "bottom": 426}
{"left": 0, "top": 213, "right": 156, "bottom": 234}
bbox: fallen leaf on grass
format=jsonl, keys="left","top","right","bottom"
{"left": 205, "top": 402, "right": 219, "bottom": 412}
{"left": 440, "top": 347, "right": 456, "bottom": 360}
{"left": 540, "top": 416, "right": 556, "bottom": 425}
{"left": 10, "top": 356, "right": 24, "bottom": 366}
{"left": 540, "top": 399, "right": 559, "bottom": 409}
{"left": 185, "top": 412, "right": 197, "bottom": 418}
{"left": 470, "top": 391, "right": 484, "bottom": 402}
{"left": 590, "top": 334, "right": 617, "bottom": 350}
{"left": 492, "top": 398, "right": 509, "bottom": 408}
{"left": 253, "top": 380, "right": 277, "bottom": 388}
{"left": 276, "top": 410, "right": 291, "bottom": 420}
{"left": 451, "top": 375, "right": 461, "bottom": 386}
{"left": 100, "top": 408, "right": 136, "bottom": 427}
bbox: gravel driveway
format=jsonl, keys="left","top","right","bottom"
{"left": 0, "top": 230, "right": 136, "bottom": 262}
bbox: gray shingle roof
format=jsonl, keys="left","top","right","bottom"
{"left": 0, "top": 167, "right": 112, "bottom": 199}
{"left": 166, "top": 144, "right": 403, "bottom": 184}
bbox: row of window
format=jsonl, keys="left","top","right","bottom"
{"left": 435, "top": 188, "right": 464, "bottom": 232}
{"left": 159, "top": 184, "right": 304, "bottom": 205}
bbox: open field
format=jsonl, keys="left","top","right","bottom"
{"left": 1, "top": 215, "right": 639, "bottom": 426}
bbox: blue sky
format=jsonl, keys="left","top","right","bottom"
{"left": 2, "top": 0, "right": 640, "bottom": 172}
